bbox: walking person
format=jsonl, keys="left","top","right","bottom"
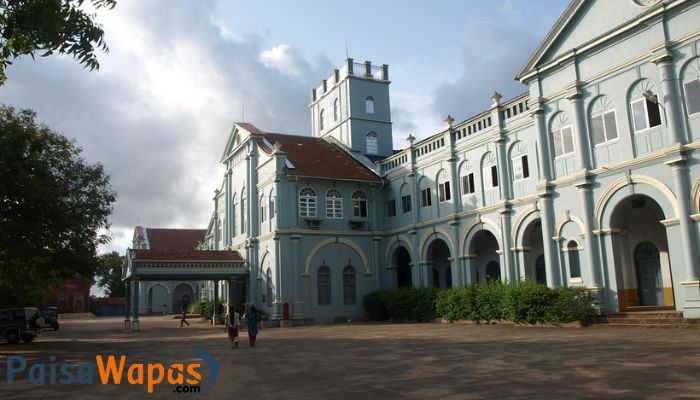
{"left": 180, "top": 306, "right": 190, "bottom": 327}
{"left": 225, "top": 311, "right": 241, "bottom": 349}
{"left": 245, "top": 305, "right": 261, "bottom": 347}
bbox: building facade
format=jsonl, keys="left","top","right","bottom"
{"left": 203, "top": 0, "right": 700, "bottom": 321}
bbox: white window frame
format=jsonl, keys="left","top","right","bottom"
{"left": 511, "top": 154, "right": 530, "bottom": 181}
{"left": 366, "top": 131, "right": 378, "bottom": 155}
{"left": 333, "top": 98, "right": 340, "bottom": 121}
{"left": 438, "top": 181, "right": 451, "bottom": 202}
{"left": 325, "top": 189, "right": 343, "bottom": 219}
{"left": 482, "top": 165, "right": 499, "bottom": 190}
{"left": 461, "top": 173, "right": 475, "bottom": 195}
{"left": 420, "top": 187, "right": 432, "bottom": 207}
{"left": 365, "top": 96, "right": 375, "bottom": 114}
{"left": 591, "top": 109, "right": 619, "bottom": 146}
{"left": 551, "top": 125, "right": 575, "bottom": 158}
{"left": 630, "top": 97, "right": 661, "bottom": 133}
{"left": 351, "top": 191, "right": 367, "bottom": 218}
{"left": 683, "top": 78, "right": 700, "bottom": 116}
{"left": 299, "top": 187, "right": 317, "bottom": 218}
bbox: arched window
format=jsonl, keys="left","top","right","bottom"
{"left": 365, "top": 96, "right": 375, "bottom": 114}
{"left": 269, "top": 191, "right": 276, "bottom": 220}
{"left": 629, "top": 79, "right": 661, "bottom": 132}
{"left": 550, "top": 113, "right": 574, "bottom": 157}
{"left": 343, "top": 265, "right": 356, "bottom": 305}
{"left": 266, "top": 268, "right": 273, "bottom": 307}
{"left": 351, "top": 191, "right": 367, "bottom": 218}
{"left": 299, "top": 187, "right": 317, "bottom": 217}
{"left": 682, "top": 58, "right": 700, "bottom": 116}
{"left": 217, "top": 218, "right": 222, "bottom": 244}
{"left": 326, "top": 188, "right": 343, "bottom": 219}
{"left": 437, "top": 170, "right": 451, "bottom": 202}
{"left": 481, "top": 152, "right": 499, "bottom": 190}
{"left": 240, "top": 189, "right": 246, "bottom": 234}
{"left": 590, "top": 96, "right": 618, "bottom": 146}
{"left": 260, "top": 194, "right": 266, "bottom": 223}
{"left": 486, "top": 261, "right": 501, "bottom": 281}
{"left": 509, "top": 142, "right": 530, "bottom": 181}
{"left": 231, "top": 194, "right": 237, "bottom": 238}
{"left": 319, "top": 109, "right": 325, "bottom": 131}
{"left": 333, "top": 98, "right": 340, "bottom": 121}
{"left": 366, "top": 131, "right": 378, "bottom": 154}
{"left": 567, "top": 241, "right": 581, "bottom": 279}
{"left": 317, "top": 266, "right": 331, "bottom": 305}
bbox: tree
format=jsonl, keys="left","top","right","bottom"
{"left": 95, "top": 251, "right": 124, "bottom": 297}
{"left": 0, "top": 0, "right": 116, "bottom": 85}
{"left": 0, "top": 105, "right": 116, "bottom": 308}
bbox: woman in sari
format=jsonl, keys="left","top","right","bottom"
{"left": 245, "top": 305, "right": 261, "bottom": 347}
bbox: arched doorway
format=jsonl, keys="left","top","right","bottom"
{"left": 469, "top": 230, "right": 500, "bottom": 283}
{"left": 535, "top": 255, "right": 546, "bottom": 284}
{"left": 426, "top": 239, "right": 451, "bottom": 288}
{"left": 635, "top": 241, "right": 664, "bottom": 306}
{"left": 393, "top": 246, "right": 412, "bottom": 288}
{"left": 148, "top": 284, "right": 169, "bottom": 314}
{"left": 610, "top": 194, "right": 674, "bottom": 310}
{"left": 173, "top": 283, "right": 194, "bottom": 313}
{"left": 522, "top": 220, "right": 545, "bottom": 283}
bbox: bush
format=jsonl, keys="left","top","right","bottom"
{"left": 363, "top": 287, "right": 438, "bottom": 322}
{"left": 368, "top": 281, "right": 594, "bottom": 325}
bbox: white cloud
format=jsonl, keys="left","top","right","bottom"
{"left": 260, "top": 44, "right": 306, "bottom": 77}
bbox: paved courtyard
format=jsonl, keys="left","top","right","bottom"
{"left": 1, "top": 316, "right": 699, "bottom": 399}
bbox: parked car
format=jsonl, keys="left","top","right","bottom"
{"left": 0, "top": 308, "right": 43, "bottom": 344}
{"left": 39, "top": 307, "right": 59, "bottom": 331}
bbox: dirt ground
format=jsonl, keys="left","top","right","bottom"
{"left": 1, "top": 316, "right": 699, "bottom": 399}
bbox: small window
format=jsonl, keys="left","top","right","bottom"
{"left": 299, "top": 187, "right": 317, "bottom": 218}
{"left": 591, "top": 110, "right": 619, "bottom": 145}
{"left": 511, "top": 155, "right": 530, "bottom": 181}
{"left": 270, "top": 197, "right": 275, "bottom": 219}
{"left": 240, "top": 196, "right": 246, "bottom": 234}
{"left": 333, "top": 98, "right": 340, "bottom": 121}
{"left": 386, "top": 199, "right": 396, "bottom": 217}
{"left": 266, "top": 269, "right": 273, "bottom": 307}
{"left": 366, "top": 131, "right": 378, "bottom": 154}
{"left": 260, "top": 203, "right": 266, "bottom": 223}
{"left": 317, "top": 266, "right": 331, "bottom": 305}
{"left": 343, "top": 266, "right": 356, "bottom": 305}
{"left": 684, "top": 79, "right": 700, "bottom": 116}
{"left": 483, "top": 165, "right": 499, "bottom": 189}
{"left": 401, "top": 194, "right": 412, "bottom": 213}
{"left": 365, "top": 96, "right": 375, "bottom": 114}
{"left": 326, "top": 189, "right": 343, "bottom": 219}
{"left": 319, "top": 109, "right": 325, "bottom": 131}
{"left": 568, "top": 241, "right": 581, "bottom": 279}
{"left": 438, "top": 181, "right": 451, "bottom": 202}
{"left": 351, "top": 191, "right": 367, "bottom": 218}
{"left": 462, "top": 173, "right": 475, "bottom": 195}
{"left": 421, "top": 188, "right": 432, "bottom": 207}
{"left": 630, "top": 97, "right": 661, "bottom": 132}
{"left": 552, "top": 126, "right": 575, "bottom": 157}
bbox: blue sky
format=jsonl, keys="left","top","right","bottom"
{"left": 0, "top": 0, "right": 570, "bottom": 259}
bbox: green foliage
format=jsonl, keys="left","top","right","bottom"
{"left": 95, "top": 251, "right": 124, "bottom": 297}
{"left": 0, "top": 106, "right": 116, "bottom": 308}
{"left": 88, "top": 294, "right": 100, "bottom": 315}
{"left": 368, "top": 281, "right": 595, "bottom": 325}
{"left": 362, "top": 287, "right": 439, "bottom": 323}
{"left": 191, "top": 300, "right": 226, "bottom": 322}
{"left": 0, "top": 0, "right": 117, "bottom": 84}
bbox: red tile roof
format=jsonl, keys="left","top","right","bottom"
{"left": 257, "top": 131, "right": 382, "bottom": 183}
{"left": 145, "top": 228, "right": 207, "bottom": 250}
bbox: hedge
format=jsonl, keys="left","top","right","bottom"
{"left": 366, "top": 281, "right": 594, "bottom": 324}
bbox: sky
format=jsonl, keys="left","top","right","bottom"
{"left": 0, "top": 0, "right": 570, "bottom": 258}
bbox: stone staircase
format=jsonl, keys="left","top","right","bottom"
{"left": 593, "top": 311, "right": 700, "bottom": 328}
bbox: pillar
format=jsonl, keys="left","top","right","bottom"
{"left": 463, "top": 256, "right": 475, "bottom": 285}
{"left": 212, "top": 280, "right": 219, "bottom": 325}
{"left": 667, "top": 158, "right": 700, "bottom": 281}
{"left": 123, "top": 280, "right": 131, "bottom": 331}
{"left": 130, "top": 278, "right": 140, "bottom": 331}
{"left": 567, "top": 87, "right": 592, "bottom": 171}
{"left": 530, "top": 101, "right": 553, "bottom": 180}
{"left": 499, "top": 208, "right": 515, "bottom": 282}
{"left": 652, "top": 52, "right": 684, "bottom": 145}
{"left": 575, "top": 181, "right": 602, "bottom": 288}
{"left": 540, "top": 193, "right": 560, "bottom": 287}
{"left": 227, "top": 278, "right": 236, "bottom": 315}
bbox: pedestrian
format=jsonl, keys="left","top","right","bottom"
{"left": 245, "top": 305, "right": 261, "bottom": 347}
{"left": 225, "top": 311, "right": 241, "bottom": 349}
{"left": 180, "top": 307, "right": 190, "bottom": 327}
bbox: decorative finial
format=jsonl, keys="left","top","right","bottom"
{"left": 273, "top": 141, "right": 283, "bottom": 152}
{"left": 491, "top": 91, "right": 502, "bottom": 108}
{"left": 445, "top": 115, "right": 455, "bottom": 128}
{"left": 407, "top": 134, "right": 415, "bottom": 146}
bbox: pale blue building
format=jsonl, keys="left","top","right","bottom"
{"left": 203, "top": 0, "right": 700, "bottom": 322}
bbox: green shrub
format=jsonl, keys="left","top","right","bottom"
{"left": 437, "top": 286, "right": 475, "bottom": 322}
{"left": 472, "top": 281, "right": 505, "bottom": 321}
{"left": 363, "top": 287, "right": 438, "bottom": 322}
{"left": 363, "top": 291, "right": 387, "bottom": 321}
{"left": 548, "top": 287, "right": 595, "bottom": 323}
{"left": 501, "top": 280, "right": 556, "bottom": 324}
